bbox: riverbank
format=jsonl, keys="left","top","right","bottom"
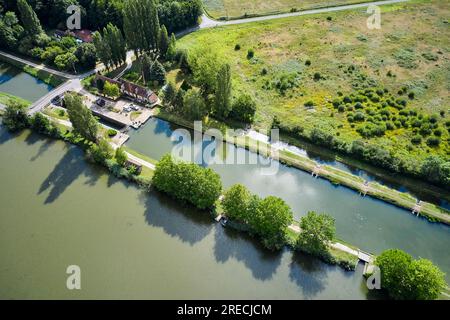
{"left": 152, "top": 108, "right": 450, "bottom": 225}
{"left": 0, "top": 92, "right": 31, "bottom": 108}
{"left": 0, "top": 54, "right": 65, "bottom": 87}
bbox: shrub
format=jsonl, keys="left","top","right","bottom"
{"left": 115, "top": 147, "right": 127, "bottom": 166}
{"left": 107, "top": 129, "right": 117, "bottom": 137}
{"left": 429, "top": 114, "right": 439, "bottom": 124}
{"left": 304, "top": 100, "right": 315, "bottom": 108}
{"left": 313, "top": 72, "right": 321, "bottom": 81}
{"left": 234, "top": 44, "right": 241, "bottom": 50}
{"left": 152, "top": 154, "right": 222, "bottom": 209}
{"left": 426, "top": 137, "right": 440, "bottom": 147}
{"left": 231, "top": 94, "right": 257, "bottom": 124}
{"left": 30, "top": 113, "right": 58, "bottom": 137}
{"left": 2, "top": 102, "right": 30, "bottom": 132}
{"left": 247, "top": 49, "right": 254, "bottom": 59}
{"left": 354, "top": 111, "right": 365, "bottom": 122}
{"left": 305, "top": 60, "right": 311, "bottom": 66}
{"left": 411, "top": 135, "right": 422, "bottom": 145}
{"left": 88, "top": 139, "right": 114, "bottom": 165}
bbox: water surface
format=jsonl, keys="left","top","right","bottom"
{"left": 0, "top": 62, "right": 53, "bottom": 102}
{"left": 0, "top": 127, "right": 371, "bottom": 299}
{"left": 126, "top": 118, "right": 450, "bottom": 280}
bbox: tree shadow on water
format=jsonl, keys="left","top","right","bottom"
{"left": 288, "top": 251, "right": 328, "bottom": 299}
{"left": 30, "top": 137, "right": 56, "bottom": 161}
{"left": 24, "top": 130, "right": 42, "bottom": 146}
{"left": 0, "top": 127, "right": 19, "bottom": 145}
{"left": 38, "top": 147, "right": 100, "bottom": 204}
{"left": 140, "top": 189, "right": 213, "bottom": 245}
{"left": 213, "top": 226, "right": 282, "bottom": 281}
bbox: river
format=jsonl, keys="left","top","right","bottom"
{"left": 0, "top": 127, "right": 372, "bottom": 299}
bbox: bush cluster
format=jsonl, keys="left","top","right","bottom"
{"left": 222, "top": 184, "right": 293, "bottom": 250}
{"left": 152, "top": 154, "right": 222, "bottom": 209}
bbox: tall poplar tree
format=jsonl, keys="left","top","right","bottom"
{"left": 158, "top": 25, "right": 169, "bottom": 57}
{"left": 123, "top": 0, "right": 160, "bottom": 53}
{"left": 17, "top": 0, "right": 43, "bottom": 36}
{"left": 214, "top": 63, "right": 232, "bottom": 118}
{"left": 65, "top": 93, "right": 99, "bottom": 142}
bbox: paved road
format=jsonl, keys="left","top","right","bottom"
{"left": 198, "top": 0, "right": 409, "bottom": 29}
{"left": 114, "top": 51, "right": 136, "bottom": 80}
{"left": 0, "top": 50, "right": 76, "bottom": 79}
{"left": 27, "top": 79, "right": 82, "bottom": 115}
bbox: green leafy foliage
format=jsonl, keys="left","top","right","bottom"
{"left": 375, "top": 249, "right": 446, "bottom": 300}
{"left": 296, "top": 212, "right": 336, "bottom": 257}
{"left": 64, "top": 93, "right": 98, "bottom": 142}
{"left": 152, "top": 154, "right": 222, "bottom": 209}
{"left": 222, "top": 184, "right": 293, "bottom": 250}
{"left": 2, "top": 101, "right": 30, "bottom": 132}
{"left": 230, "top": 94, "right": 257, "bottom": 123}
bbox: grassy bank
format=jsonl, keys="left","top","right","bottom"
{"left": 0, "top": 54, "right": 65, "bottom": 87}
{"left": 0, "top": 92, "right": 31, "bottom": 107}
{"left": 153, "top": 107, "right": 450, "bottom": 224}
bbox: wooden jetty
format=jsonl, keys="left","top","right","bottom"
{"left": 359, "top": 181, "right": 370, "bottom": 197}
{"left": 412, "top": 201, "right": 423, "bottom": 216}
{"left": 311, "top": 165, "right": 321, "bottom": 178}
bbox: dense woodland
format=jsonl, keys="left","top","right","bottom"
{"left": 0, "top": 0, "right": 201, "bottom": 71}
{"left": 0, "top": 0, "right": 201, "bottom": 32}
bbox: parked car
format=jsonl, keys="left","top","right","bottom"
{"left": 96, "top": 98, "right": 106, "bottom": 107}
{"left": 51, "top": 95, "right": 62, "bottom": 106}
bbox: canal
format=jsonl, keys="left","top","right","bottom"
{"left": 125, "top": 118, "right": 450, "bottom": 280}
{"left": 0, "top": 62, "right": 53, "bottom": 103}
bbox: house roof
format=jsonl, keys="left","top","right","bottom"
{"left": 72, "top": 29, "right": 93, "bottom": 43}
{"left": 95, "top": 74, "right": 159, "bottom": 104}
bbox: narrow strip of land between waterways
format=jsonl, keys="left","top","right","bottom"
{"left": 152, "top": 108, "right": 450, "bottom": 225}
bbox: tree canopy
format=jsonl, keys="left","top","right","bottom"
{"left": 375, "top": 249, "right": 446, "bottom": 300}
{"left": 152, "top": 154, "right": 222, "bottom": 209}
{"left": 64, "top": 93, "right": 98, "bottom": 142}
{"left": 296, "top": 211, "right": 336, "bottom": 257}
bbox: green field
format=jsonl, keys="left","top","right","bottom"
{"left": 180, "top": 0, "right": 450, "bottom": 165}
{"left": 202, "top": 0, "right": 375, "bottom": 19}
